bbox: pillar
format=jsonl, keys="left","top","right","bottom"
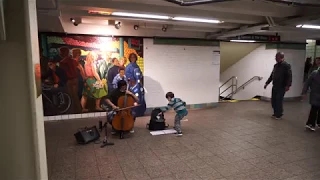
{"left": 120, "top": 37, "right": 124, "bottom": 57}
{"left": 0, "top": 0, "right": 48, "bottom": 180}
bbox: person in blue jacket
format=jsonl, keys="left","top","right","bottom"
{"left": 125, "top": 53, "right": 146, "bottom": 116}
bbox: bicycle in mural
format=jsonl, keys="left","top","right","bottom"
{"left": 42, "top": 84, "right": 72, "bottom": 115}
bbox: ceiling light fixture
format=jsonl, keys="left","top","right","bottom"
{"left": 88, "top": 10, "right": 112, "bottom": 15}
{"left": 162, "top": 25, "right": 167, "bottom": 32}
{"left": 296, "top": 24, "right": 320, "bottom": 29}
{"left": 70, "top": 18, "right": 75, "bottom": 23}
{"left": 172, "top": 17, "right": 222, "bottom": 24}
{"left": 230, "top": 40, "right": 256, "bottom": 43}
{"left": 115, "top": 22, "right": 121, "bottom": 29}
{"left": 111, "top": 12, "right": 170, "bottom": 20}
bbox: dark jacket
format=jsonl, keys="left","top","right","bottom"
{"left": 266, "top": 61, "right": 292, "bottom": 89}
{"left": 42, "top": 67, "right": 67, "bottom": 87}
{"left": 302, "top": 69, "right": 320, "bottom": 106}
{"left": 107, "top": 65, "right": 120, "bottom": 85}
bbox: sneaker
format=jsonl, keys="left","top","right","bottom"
{"left": 175, "top": 131, "right": 183, "bottom": 136}
{"left": 306, "top": 125, "right": 315, "bottom": 131}
{"left": 130, "top": 129, "right": 134, "bottom": 133}
{"left": 272, "top": 114, "right": 283, "bottom": 119}
{"left": 310, "top": 126, "right": 316, "bottom": 131}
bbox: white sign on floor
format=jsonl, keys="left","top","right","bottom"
{"left": 150, "top": 129, "right": 177, "bottom": 136}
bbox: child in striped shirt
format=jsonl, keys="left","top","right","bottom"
{"left": 161, "top": 92, "right": 188, "bottom": 136}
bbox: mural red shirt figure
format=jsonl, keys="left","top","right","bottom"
{"left": 58, "top": 46, "right": 82, "bottom": 114}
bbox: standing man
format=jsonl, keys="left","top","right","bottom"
{"left": 72, "top": 48, "right": 86, "bottom": 100}
{"left": 42, "top": 60, "right": 67, "bottom": 106}
{"left": 264, "top": 52, "right": 292, "bottom": 119}
{"left": 59, "top": 47, "right": 82, "bottom": 114}
{"left": 107, "top": 58, "right": 120, "bottom": 93}
{"left": 302, "top": 57, "right": 320, "bottom": 131}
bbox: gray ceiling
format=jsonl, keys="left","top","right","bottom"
{"left": 36, "top": 0, "right": 320, "bottom": 39}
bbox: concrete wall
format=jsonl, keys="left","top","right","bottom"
{"left": 0, "top": 0, "right": 47, "bottom": 179}
{"left": 143, "top": 39, "right": 220, "bottom": 108}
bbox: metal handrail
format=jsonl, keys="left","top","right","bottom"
{"left": 219, "top": 76, "right": 237, "bottom": 89}
{"left": 219, "top": 76, "right": 237, "bottom": 99}
{"left": 225, "top": 76, "right": 263, "bottom": 98}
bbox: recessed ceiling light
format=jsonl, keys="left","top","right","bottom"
{"left": 296, "top": 24, "right": 320, "bottom": 29}
{"left": 88, "top": 10, "right": 112, "bottom": 15}
{"left": 230, "top": 40, "right": 256, "bottom": 43}
{"left": 172, "top": 17, "right": 222, "bottom": 24}
{"left": 111, "top": 12, "right": 170, "bottom": 20}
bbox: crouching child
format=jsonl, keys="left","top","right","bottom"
{"left": 161, "top": 92, "right": 188, "bottom": 136}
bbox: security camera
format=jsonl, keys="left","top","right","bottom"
{"left": 115, "top": 22, "right": 121, "bottom": 29}
{"left": 133, "top": 25, "right": 139, "bottom": 30}
{"left": 162, "top": 25, "right": 167, "bottom": 32}
{"left": 70, "top": 18, "right": 75, "bottom": 23}
{"left": 70, "top": 18, "right": 80, "bottom": 26}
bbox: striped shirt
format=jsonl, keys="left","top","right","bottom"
{"left": 161, "top": 98, "right": 187, "bottom": 114}
{"left": 112, "top": 74, "right": 128, "bottom": 89}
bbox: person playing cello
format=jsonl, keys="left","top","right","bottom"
{"left": 105, "top": 80, "right": 139, "bottom": 135}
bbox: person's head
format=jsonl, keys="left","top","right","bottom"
{"left": 117, "top": 80, "right": 127, "bottom": 92}
{"left": 59, "top": 47, "right": 70, "bottom": 58}
{"left": 119, "top": 57, "right": 127, "bottom": 66}
{"left": 72, "top": 48, "right": 82, "bottom": 59}
{"left": 306, "top": 57, "right": 312, "bottom": 64}
{"left": 315, "top": 57, "right": 320, "bottom": 67}
{"left": 165, "top": 92, "right": 174, "bottom": 101}
{"left": 86, "top": 51, "right": 98, "bottom": 64}
{"left": 129, "top": 53, "right": 138, "bottom": 63}
{"left": 112, "top": 58, "right": 120, "bottom": 66}
{"left": 48, "top": 60, "right": 57, "bottom": 70}
{"left": 275, "top": 52, "right": 285, "bottom": 63}
{"left": 119, "top": 67, "right": 125, "bottom": 78}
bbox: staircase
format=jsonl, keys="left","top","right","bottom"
{"left": 219, "top": 76, "right": 263, "bottom": 102}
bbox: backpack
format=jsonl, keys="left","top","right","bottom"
{"left": 146, "top": 108, "right": 168, "bottom": 130}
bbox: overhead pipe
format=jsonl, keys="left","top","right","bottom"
{"left": 165, "top": 0, "right": 237, "bottom": 6}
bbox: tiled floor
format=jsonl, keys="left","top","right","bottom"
{"left": 45, "top": 101, "right": 320, "bottom": 180}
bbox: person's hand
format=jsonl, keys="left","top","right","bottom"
{"left": 53, "top": 84, "right": 59, "bottom": 88}
{"left": 112, "top": 106, "right": 120, "bottom": 111}
{"left": 126, "top": 90, "right": 132, "bottom": 95}
{"left": 285, "top": 86, "right": 290, "bottom": 92}
{"left": 133, "top": 102, "right": 139, "bottom": 106}
{"left": 264, "top": 84, "right": 268, "bottom": 89}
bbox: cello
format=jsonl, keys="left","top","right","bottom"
{"left": 112, "top": 82, "right": 138, "bottom": 139}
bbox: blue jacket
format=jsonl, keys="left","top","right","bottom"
{"left": 125, "top": 62, "right": 142, "bottom": 82}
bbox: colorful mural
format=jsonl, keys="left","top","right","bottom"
{"left": 39, "top": 33, "right": 146, "bottom": 117}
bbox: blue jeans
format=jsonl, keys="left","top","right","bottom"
{"left": 174, "top": 110, "right": 188, "bottom": 133}
{"left": 271, "top": 87, "right": 286, "bottom": 118}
